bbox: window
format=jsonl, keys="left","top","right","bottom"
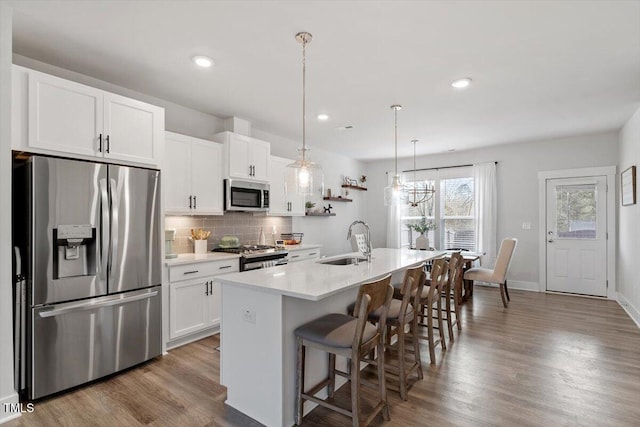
{"left": 400, "top": 168, "right": 476, "bottom": 251}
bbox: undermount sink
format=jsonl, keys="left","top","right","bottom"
{"left": 318, "top": 256, "right": 368, "bottom": 266}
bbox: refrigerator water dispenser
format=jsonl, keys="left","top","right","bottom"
{"left": 53, "top": 224, "right": 96, "bottom": 279}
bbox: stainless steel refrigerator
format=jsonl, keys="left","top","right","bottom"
{"left": 13, "top": 155, "right": 162, "bottom": 400}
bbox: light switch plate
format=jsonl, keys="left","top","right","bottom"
{"left": 522, "top": 222, "right": 532, "bottom": 230}
{"left": 243, "top": 309, "right": 256, "bottom": 324}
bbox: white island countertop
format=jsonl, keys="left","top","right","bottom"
{"left": 216, "top": 248, "right": 443, "bottom": 301}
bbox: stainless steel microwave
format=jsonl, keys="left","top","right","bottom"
{"left": 224, "top": 179, "right": 270, "bottom": 212}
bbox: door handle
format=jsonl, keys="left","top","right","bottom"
{"left": 106, "top": 135, "right": 110, "bottom": 153}
{"left": 209, "top": 281, "right": 213, "bottom": 295}
{"left": 183, "top": 270, "right": 199, "bottom": 275}
{"left": 548, "top": 239, "right": 554, "bottom": 243}
{"left": 98, "top": 134, "right": 103, "bottom": 152}
{"left": 39, "top": 291, "right": 158, "bottom": 318}
{"left": 205, "top": 281, "right": 209, "bottom": 296}
{"left": 193, "top": 195, "right": 197, "bottom": 210}
{"left": 189, "top": 195, "right": 193, "bottom": 209}
{"left": 218, "top": 265, "right": 232, "bottom": 270}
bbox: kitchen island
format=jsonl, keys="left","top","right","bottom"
{"left": 216, "top": 248, "right": 443, "bottom": 427}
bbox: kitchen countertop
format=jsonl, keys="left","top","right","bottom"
{"left": 164, "top": 252, "right": 240, "bottom": 266}
{"left": 164, "top": 243, "right": 322, "bottom": 266}
{"left": 216, "top": 247, "right": 444, "bottom": 301}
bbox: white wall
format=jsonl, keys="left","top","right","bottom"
{"left": 617, "top": 108, "right": 640, "bottom": 325}
{"left": 365, "top": 132, "right": 619, "bottom": 289}
{"left": 0, "top": 4, "right": 19, "bottom": 423}
{"left": 253, "top": 129, "right": 368, "bottom": 257}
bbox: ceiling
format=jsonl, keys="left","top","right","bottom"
{"left": 8, "top": 0, "right": 640, "bottom": 161}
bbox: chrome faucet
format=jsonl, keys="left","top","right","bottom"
{"left": 347, "top": 220, "right": 372, "bottom": 263}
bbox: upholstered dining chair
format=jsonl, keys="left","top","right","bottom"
{"left": 464, "top": 238, "right": 518, "bottom": 307}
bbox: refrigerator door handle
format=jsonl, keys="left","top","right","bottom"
{"left": 38, "top": 290, "right": 159, "bottom": 318}
{"left": 109, "top": 178, "right": 119, "bottom": 277}
{"left": 99, "top": 178, "right": 110, "bottom": 279}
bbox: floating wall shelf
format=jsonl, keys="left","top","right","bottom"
{"left": 323, "top": 197, "right": 352, "bottom": 202}
{"left": 341, "top": 184, "right": 367, "bottom": 191}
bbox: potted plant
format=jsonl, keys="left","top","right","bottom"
{"left": 407, "top": 217, "right": 436, "bottom": 250}
{"left": 305, "top": 201, "right": 316, "bottom": 214}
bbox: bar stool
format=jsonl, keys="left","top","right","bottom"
{"left": 385, "top": 263, "right": 426, "bottom": 400}
{"left": 349, "top": 263, "right": 426, "bottom": 401}
{"left": 441, "top": 252, "right": 464, "bottom": 342}
{"left": 416, "top": 258, "right": 448, "bottom": 364}
{"left": 294, "top": 275, "right": 394, "bottom": 427}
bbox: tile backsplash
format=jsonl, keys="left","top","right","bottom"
{"left": 165, "top": 213, "right": 292, "bottom": 254}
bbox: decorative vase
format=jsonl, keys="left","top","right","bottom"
{"left": 194, "top": 239, "right": 207, "bottom": 254}
{"left": 415, "top": 233, "right": 429, "bottom": 250}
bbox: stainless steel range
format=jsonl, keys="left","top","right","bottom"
{"left": 212, "top": 245, "right": 288, "bottom": 271}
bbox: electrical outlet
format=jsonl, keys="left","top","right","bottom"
{"left": 243, "top": 309, "right": 256, "bottom": 324}
{"left": 522, "top": 222, "right": 532, "bottom": 230}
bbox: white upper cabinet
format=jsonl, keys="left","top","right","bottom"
{"left": 164, "top": 131, "right": 223, "bottom": 215}
{"left": 268, "top": 156, "right": 305, "bottom": 216}
{"left": 103, "top": 92, "right": 163, "bottom": 165}
{"left": 213, "top": 131, "right": 270, "bottom": 182}
{"left": 13, "top": 65, "right": 164, "bottom": 167}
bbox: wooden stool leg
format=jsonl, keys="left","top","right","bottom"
{"left": 377, "top": 339, "right": 390, "bottom": 421}
{"left": 328, "top": 353, "right": 336, "bottom": 398}
{"left": 453, "top": 291, "right": 462, "bottom": 332}
{"left": 295, "top": 337, "right": 305, "bottom": 425}
{"left": 397, "top": 323, "right": 407, "bottom": 401}
{"left": 350, "top": 356, "right": 361, "bottom": 427}
{"left": 437, "top": 296, "right": 447, "bottom": 350}
{"left": 426, "top": 303, "right": 436, "bottom": 364}
{"left": 412, "top": 315, "right": 424, "bottom": 379}
{"left": 445, "top": 291, "right": 454, "bottom": 343}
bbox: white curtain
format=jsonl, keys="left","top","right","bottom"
{"left": 473, "top": 162, "right": 497, "bottom": 266}
{"left": 385, "top": 172, "right": 402, "bottom": 248}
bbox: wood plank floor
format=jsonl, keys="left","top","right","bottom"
{"left": 7, "top": 286, "right": 640, "bottom": 427}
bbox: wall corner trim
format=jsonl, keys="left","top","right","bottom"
{"left": 617, "top": 292, "right": 640, "bottom": 329}
{"left": 0, "top": 392, "right": 21, "bottom": 424}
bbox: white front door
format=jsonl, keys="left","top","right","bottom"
{"left": 545, "top": 176, "right": 607, "bottom": 296}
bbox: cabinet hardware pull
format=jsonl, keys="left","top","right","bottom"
{"left": 98, "top": 134, "right": 103, "bottom": 152}
{"left": 249, "top": 165, "right": 252, "bottom": 176}
{"left": 205, "top": 281, "right": 209, "bottom": 296}
{"left": 309, "top": 253, "right": 317, "bottom": 256}
{"left": 189, "top": 195, "right": 193, "bottom": 209}
{"left": 219, "top": 265, "right": 232, "bottom": 269}
{"left": 209, "top": 281, "right": 213, "bottom": 295}
{"left": 106, "top": 135, "right": 110, "bottom": 153}
{"left": 193, "top": 195, "right": 197, "bottom": 210}
{"left": 291, "top": 255, "right": 300, "bottom": 258}
{"left": 184, "top": 270, "right": 199, "bottom": 275}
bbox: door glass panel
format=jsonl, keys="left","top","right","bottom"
{"left": 554, "top": 184, "right": 597, "bottom": 239}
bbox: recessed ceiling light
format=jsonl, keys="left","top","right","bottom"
{"left": 317, "top": 113, "right": 329, "bottom": 121}
{"left": 451, "top": 78, "right": 472, "bottom": 89}
{"left": 192, "top": 55, "right": 214, "bottom": 68}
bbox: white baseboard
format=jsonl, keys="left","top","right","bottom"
{"left": 0, "top": 392, "right": 21, "bottom": 424}
{"left": 617, "top": 292, "right": 640, "bottom": 329}
{"left": 165, "top": 326, "right": 220, "bottom": 351}
{"left": 474, "top": 280, "right": 539, "bottom": 292}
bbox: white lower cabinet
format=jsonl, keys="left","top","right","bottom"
{"left": 167, "top": 259, "right": 238, "bottom": 344}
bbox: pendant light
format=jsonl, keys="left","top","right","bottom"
{"left": 286, "top": 32, "right": 324, "bottom": 197}
{"left": 407, "top": 139, "right": 435, "bottom": 207}
{"left": 384, "top": 105, "right": 408, "bottom": 206}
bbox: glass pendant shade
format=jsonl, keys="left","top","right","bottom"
{"left": 285, "top": 149, "right": 324, "bottom": 196}
{"left": 384, "top": 174, "right": 408, "bottom": 206}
